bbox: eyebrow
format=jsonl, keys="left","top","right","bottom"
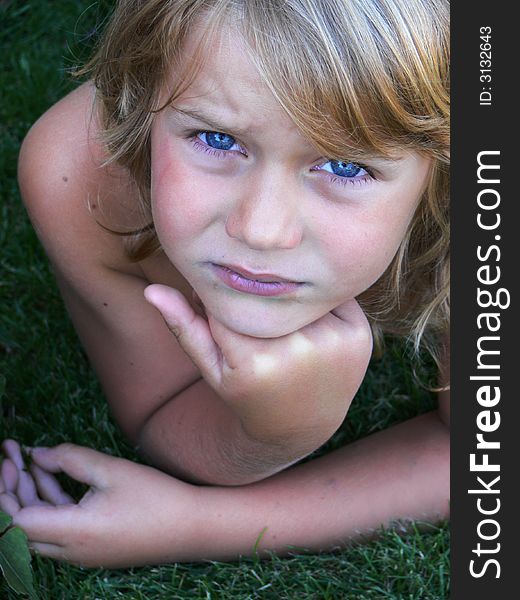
{"left": 171, "top": 106, "right": 252, "bottom": 136}
{"left": 170, "top": 106, "right": 406, "bottom": 165}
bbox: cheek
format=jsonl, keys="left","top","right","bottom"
{"left": 320, "top": 209, "right": 413, "bottom": 291}
{"left": 151, "top": 148, "right": 213, "bottom": 243}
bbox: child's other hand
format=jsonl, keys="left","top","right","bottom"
{"left": 145, "top": 284, "right": 373, "bottom": 449}
{"left": 0, "top": 440, "right": 200, "bottom": 567}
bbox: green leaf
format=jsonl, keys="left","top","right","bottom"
{"left": 0, "top": 526, "right": 38, "bottom": 599}
{"left": 0, "top": 511, "right": 12, "bottom": 535}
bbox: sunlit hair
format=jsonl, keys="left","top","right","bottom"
{"left": 78, "top": 0, "right": 450, "bottom": 362}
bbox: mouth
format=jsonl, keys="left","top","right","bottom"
{"left": 210, "top": 263, "right": 303, "bottom": 297}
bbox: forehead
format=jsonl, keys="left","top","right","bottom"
{"left": 166, "top": 18, "right": 289, "bottom": 128}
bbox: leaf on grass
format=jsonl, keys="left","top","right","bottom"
{"left": 0, "top": 526, "right": 38, "bottom": 599}
{"left": 0, "top": 511, "right": 12, "bottom": 535}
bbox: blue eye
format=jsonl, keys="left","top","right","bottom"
{"left": 311, "top": 158, "right": 373, "bottom": 188}
{"left": 203, "top": 131, "right": 236, "bottom": 151}
{"left": 319, "top": 159, "right": 368, "bottom": 178}
{"left": 190, "top": 131, "right": 246, "bottom": 158}
{"left": 329, "top": 160, "right": 362, "bottom": 177}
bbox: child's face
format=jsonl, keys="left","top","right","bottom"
{"left": 150, "top": 23, "right": 431, "bottom": 338}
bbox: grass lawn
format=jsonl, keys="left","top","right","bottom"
{"left": 0, "top": 1, "right": 449, "bottom": 598}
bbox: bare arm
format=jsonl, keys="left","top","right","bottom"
{"left": 197, "top": 411, "right": 449, "bottom": 560}
{"left": 198, "top": 354, "right": 450, "bottom": 559}
{"left": 1, "top": 338, "right": 448, "bottom": 566}
{"left": 1, "top": 408, "right": 448, "bottom": 567}
{"left": 185, "top": 350, "right": 450, "bottom": 559}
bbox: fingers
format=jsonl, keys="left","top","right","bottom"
{"left": 2, "top": 439, "right": 25, "bottom": 470}
{"left": 0, "top": 491, "right": 20, "bottom": 516}
{"left": 144, "top": 284, "right": 223, "bottom": 383}
{"left": 30, "top": 464, "right": 73, "bottom": 505}
{"left": 17, "top": 470, "right": 48, "bottom": 507}
{"left": 12, "top": 504, "right": 78, "bottom": 545}
{"left": 1, "top": 502, "right": 73, "bottom": 561}
{"left": 1, "top": 458, "right": 18, "bottom": 493}
{"left": 28, "top": 443, "right": 117, "bottom": 489}
{"left": 1, "top": 440, "right": 24, "bottom": 500}
{"left": 29, "top": 541, "right": 66, "bottom": 561}
{"left": 191, "top": 289, "right": 207, "bottom": 319}
{"left": 330, "top": 297, "right": 368, "bottom": 328}
{"left": 328, "top": 299, "right": 373, "bottom": 355}
{"left": 1, "top": 439, "right": 76, "bottom": 509}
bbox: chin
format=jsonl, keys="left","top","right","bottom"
{"left": 219, "top": 311, "right": 302, "bottom": 338}
{"left": 232, "top": 323, "right": 298, "bottom": 338}
{"left": 205, "top": 299, "right": 311, "bottom": 339}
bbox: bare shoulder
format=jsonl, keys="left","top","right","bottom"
{"left": 18, "top": 81, "right": 140, "bottom": 274}
{"left": 18, "top": 82, "right": 200, "bottom": 441}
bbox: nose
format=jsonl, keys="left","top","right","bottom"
{"left": 225, "top": 167, "right": 303, "bottom": 250}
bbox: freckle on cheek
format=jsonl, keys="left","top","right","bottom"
{"left": 253, "top": 353, "right": 278, "bottom": 376}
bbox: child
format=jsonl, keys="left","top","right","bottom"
{"left": 0, "top": 0, "right": 449, "bottom": 567}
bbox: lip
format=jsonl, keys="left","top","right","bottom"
{"left": 220, "top": 263, "right": 298, "bottom": 283}
{"left": 210, "top": 263, "right": 303, "bottom": 297}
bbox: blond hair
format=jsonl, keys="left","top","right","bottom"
{"left": 79, "top": 0, "right": 450, "bottom": 358}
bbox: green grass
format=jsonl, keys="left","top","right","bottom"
{"left": 0, "top": 1, "right": 449, "bottom": 598}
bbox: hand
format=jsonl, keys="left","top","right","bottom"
{"left": 0, "top": 440, "right": 200, "bottom": 567}
{"left": 1, "top": 439, "right": 73, "bottom": 511}
{"left": 145, "top": 285, "right": 373, "bottom": 449}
